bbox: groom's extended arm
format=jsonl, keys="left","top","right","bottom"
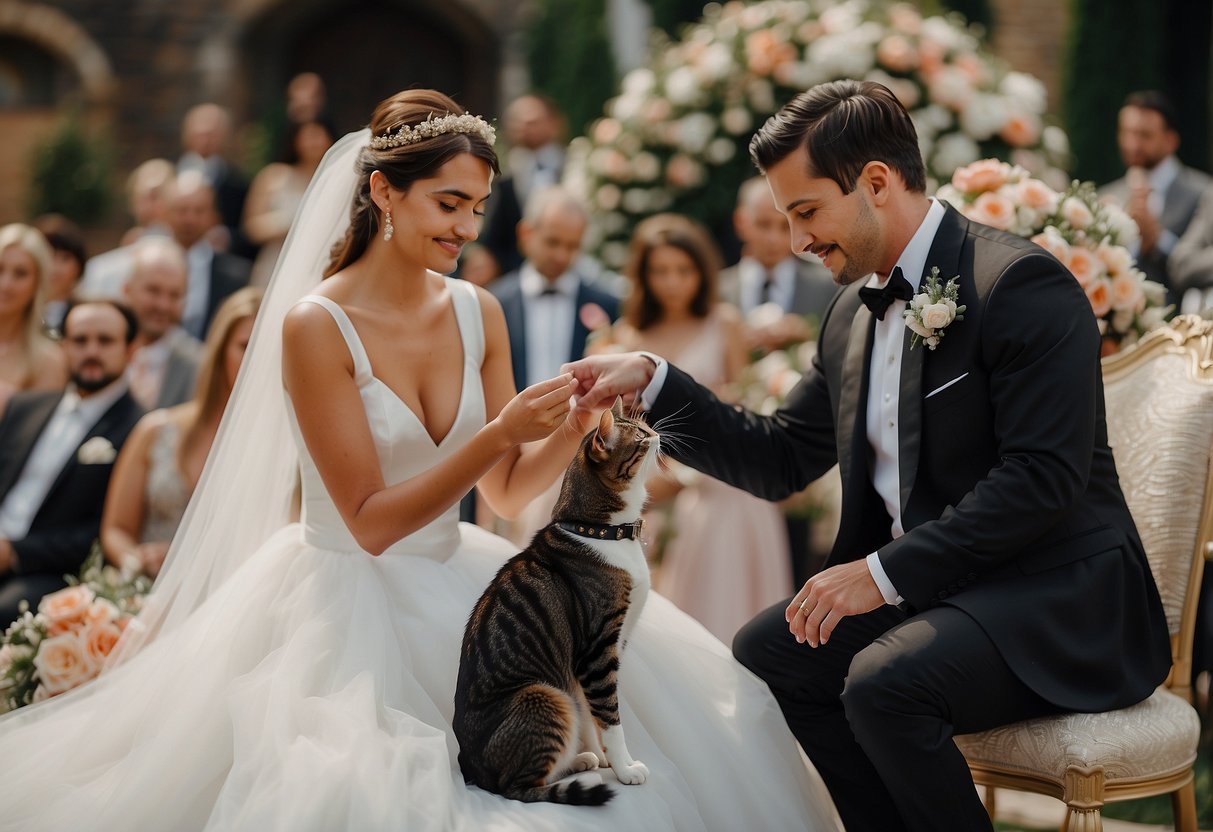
{"left": 647, "top": 358, "right": 838, "bottom": 501}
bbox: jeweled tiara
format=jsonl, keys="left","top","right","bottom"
{"left": 368, "top": 112, "right": 496, "bottom": 150}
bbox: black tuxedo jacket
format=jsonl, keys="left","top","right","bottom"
{"left": 0, "top": 390, "right": 143, "bottom": 577}
{"left": 490, "top": 271, "right": 621, "bottom": 391}
{"left": 650, "top": 205, "right": 1171, "bottom": 712}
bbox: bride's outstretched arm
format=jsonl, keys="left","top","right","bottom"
{"left": 282, "top": 302, "right": 573, "bottom": 556}
{"left": 474, "top": 288, "right": 597, "bottom": 519}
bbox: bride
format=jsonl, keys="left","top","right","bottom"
{"left": 0, "top": 89, "right": 841, "bottom": 831}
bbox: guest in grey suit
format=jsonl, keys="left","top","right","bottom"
{"left": 122, "top": 237, "right": 204, "bottom": 411}
{"left": 1099, "top": 91, "right": 1209, "bottom": 305}
{"left": 1169, "top": 181, "right": 1213, "bottom": 313}
{"left": 720, "top": 176, "right": 838, "bottom": 351}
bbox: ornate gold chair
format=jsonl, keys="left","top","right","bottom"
{"left": 954, "top": 315, "right": 1213, "bottom": 832}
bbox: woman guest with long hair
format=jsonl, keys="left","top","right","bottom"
{"left": 610, "top": 213, "right": 793, "bottom": 642}
{"left": 0, "top": 224, "right": 68, "bottom": 413}
{"left": 101, "top": 287, "right": 263, "bottom": 577}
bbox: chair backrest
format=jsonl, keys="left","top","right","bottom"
{"left": 1100, "top": 315, "right": 1213, "bottom": 700}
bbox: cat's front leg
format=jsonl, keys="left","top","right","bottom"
{"left": 601, "top": 724, "right": 648, "bottom": 785}
{"left": 574, "top": 699, "right": 607, "bottom": 770}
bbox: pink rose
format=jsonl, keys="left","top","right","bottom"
{"left": 33, "top": 632, "right": 97, "bottom": 695}
{"left": 951, "top": 159, "right": 1011, "bottom": 194}
{"left": 1031, "top": 229, "right": 1070, "bottom": 264}
{"left": 1060, "top": 196, "right": 1094, "bottom": 230}
{"left": 1095, "top": 241, "right": 1133, "bottom": 277}
{"left": 1085, "top": 277, "right": 1113, "bottom": 318}
{"left": 38, "top": 585, "right": 95, "bottom": 632}
{"left": 968, "top": 191, "right": 1017, "bottom": 230}
{"left": 1066, "top": 247, "right": 1106, "bottom": 288}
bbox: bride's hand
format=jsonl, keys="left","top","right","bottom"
{"left": 493, "top": 373, "right": 578, "bottom": 445}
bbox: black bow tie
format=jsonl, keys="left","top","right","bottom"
{"left": 539, "top": 285, "right": 562, "bottom": 296}
{"left": 857, "top": 267, "right": 915, "bottom": 320}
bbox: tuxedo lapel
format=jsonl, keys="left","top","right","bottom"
{"left": 0, "top": 393, "right": 62, "bottom": 500}
{"left": 42, "top": 394, "right": 135, "bottom": 504}
{"left": 504, "top": 290, "right": 527, "bottom": 388}
{"left": 837, "top": 302, "right": 874, "bottom": 490}
{"left": 570, "top": 282, "right": 590, "bottom": 362}
{"left": 897, "top": 206, "right": 967, "bottom": 514}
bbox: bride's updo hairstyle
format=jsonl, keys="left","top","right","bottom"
{"left": 325, "top": 89, "right": 500, "bottom": 277}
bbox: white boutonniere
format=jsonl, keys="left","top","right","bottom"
{"left": 77, "top": 436, "right": 117, "bottom": 465}
{"left": 903, "top": 267, "right": 965, "bottom": 351}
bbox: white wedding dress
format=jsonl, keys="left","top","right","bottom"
{"left": 0, "top": 276, "right": 840, "bottom": 831}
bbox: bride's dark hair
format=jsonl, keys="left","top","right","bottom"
{"left": 324, "top": 89, "right": 500, "bottom": 277}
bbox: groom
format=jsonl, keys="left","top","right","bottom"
{"left": 564, "top": 80, "right": 1171, "bottom": 831}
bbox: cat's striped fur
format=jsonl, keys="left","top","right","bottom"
{"left": 454, "top": 400, "right": 659, "bottom": 805}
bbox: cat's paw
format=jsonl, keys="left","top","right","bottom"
{"left": 613, "top": 760, "right": 648, "bottom": 785}
{"left": 572, "top": 752, "right": 602, "bottom": 772}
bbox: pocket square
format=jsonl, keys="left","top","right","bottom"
{"left": 77, "top": 436, "right": 117, "bottom": 465}
{"left": 925, "top": 372, "right": 969, "bottom": 399}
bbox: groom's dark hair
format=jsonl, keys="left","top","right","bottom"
{"left": 749, "top": 79, "right": 926, "bottom": 194}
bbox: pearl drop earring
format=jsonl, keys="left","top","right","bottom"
{"left": 383, "top": 210, "right": 394, "bottom": 241}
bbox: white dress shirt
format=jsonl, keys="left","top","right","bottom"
{"left": 864, "top": 198, "right": 947, "bottom": 604}
{"left": 1126, "top": 155, "right": 1181, "bottom": 259}
{"left": 182, "top": 241, "right": 215, "bottom": 339}
{"left": 739, "top": 257, "right": 797, "bottom": 314}
{"left": 0, "top": 379, "right": 129, "bottom": 540}
{"left": 641, "top": 198, "right": 947, "bottom": 603}
{"left": 521, "top": 264, "right": 580, "bottom": 385}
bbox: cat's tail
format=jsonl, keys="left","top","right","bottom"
{"left": 506, "top": 776, "right": 615, "bottom": 805}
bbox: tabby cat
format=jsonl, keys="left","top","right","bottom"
{"left": 454, "top": 398, "right": 660, "bottom": 805}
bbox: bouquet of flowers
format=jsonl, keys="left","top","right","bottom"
{"left": 567, "top": 0, "right": 1070, "bottom": 268}
{"left": 0, "top": 544, "right": 152, "bottom": 711}
{"left": 935, "top": 159, "right": 1170, "bottom": 352}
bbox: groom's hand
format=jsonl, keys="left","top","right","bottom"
{"left": 561, "top": 353, "right": 658, "bottom": 413}
{"left": 786, "top": 560, "right": 885, "bottom": 647}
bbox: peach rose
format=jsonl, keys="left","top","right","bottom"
{"left": 954, "top": 53, "right": 990, "bottom": 85}
{"left": 1000, "top": 112, "right": 1042, "bottom": 148}
{"left": 968, "top": 191, "right": 1016, "bottom": 230}
{"left": 1066, "top": 247, "right": 1106, "bottom": 288}
{"left": 1015, "top": 178, "right": 1059, "bottom": 213}
{"left": 38, "top": 585, "right": 95, "bottom": 630}
{"left": 82, "top": 620, "right": 123, "bottom": 664}
{"left": 1085, "top": 277, "right": 1113, "bottom": 318}
{"left": 877, "top": 35, "right": 919, "bottom": 73}
{"left": 85, "top": 598, "right": 120, "bottom": 626}
{"left": 745, "top": 30, "right": 796, "bottom": 77}
{"left": 951, "top": 159, "right": 1011, "bottom": 194}
{"left": 33, "top": 632, "right": 97, "bottom": 695}
{"left": 1095, "top": 241, "right": 1133, "bottom": 277}
{"left": 888, "top": 3, "right": 924, "bottom": 35}
{"left": 1109, "top": 271, "right": 1145, "bottom": 312}
{"left": 1031, "top": 229, "right": 1070, "bottom": 264}
{"left": 592, "top": 118, "right": 622, "bottom": 145}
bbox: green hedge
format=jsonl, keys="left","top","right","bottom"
{"left": 526, "top": 0, "right": 618, "bottom": 138}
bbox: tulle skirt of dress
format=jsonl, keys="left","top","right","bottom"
{"left": 0, "top": 522, "right": 840, "bottom": 832}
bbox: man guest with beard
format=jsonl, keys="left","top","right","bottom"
{"left": 0, "top": 300, "right": 143, "bottom": 623}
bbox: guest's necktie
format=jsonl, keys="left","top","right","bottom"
{"left": 858, "top": 267, "right": 915, "bottom": 321}
{"left": 760, "top": 271, "right": 776, "bottom": 306}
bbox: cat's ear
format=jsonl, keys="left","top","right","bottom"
{"left": 610, "top": 396, "right": 625, "bottom": 418}
{"left": 592, "top": 406, "right": 617, "bottom": 459}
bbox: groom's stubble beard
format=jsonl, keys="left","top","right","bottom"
{"left": 834, "top": 194, "right": 884, "bottom": 287}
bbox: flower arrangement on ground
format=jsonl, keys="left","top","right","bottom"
{"left": 0, "top": 545, "right": 152, "bottom": 711}
{"left": 567, "top": 0, "right": 1070, "bottom": 268}
{"left": 935, "top": 159, "right": 1169, "bottom": 352}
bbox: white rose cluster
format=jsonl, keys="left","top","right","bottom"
{"left": 569, "top": 0, "right": 1070, "bottom": 267}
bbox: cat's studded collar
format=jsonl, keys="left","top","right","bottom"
{"left": 555, "top": 520, "right": 645, "bottom": 542}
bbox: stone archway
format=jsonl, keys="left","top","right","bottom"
{"left": 0, "top": 1, "right": 117, "bottom": 106}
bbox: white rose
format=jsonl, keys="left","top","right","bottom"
{"left": 622, "top": 68, "right": 656, "bottom": 97}
{"left": 76, "top": 436, "right": 117, "bottom": 465}
{"left": 904, "top": 316, "right": 934, "bottom": 339}
{"left": 721, "top": 108, "right": 752, "bottom": 136}
{"left": 959, "top": 94, "right": 1008, "bottom": 141}
{"left": 663, "top": 66, "right": 701, "bottom": 107}
{"left": 1110, "top": 307, "right": 1136, "bottom": 334}
{"left": 1042, "top": 125, "right": 1070, "bottom": 157}
{"left": 931, "top": 134, "right": 981, "bottom": 178}
{"left": 677, "top": 113, "right": 717, "bottom": 154}
{"left": 999, "top": 72, "right": 1048, "bottom": 113}
{"left": 1139, "top": 305, "right": 1168, "bottom": 331}
{"left": 706, "top": 137, "right": 736, "bottom": 165}
{"left": 697, "top": 43, "right": 734, "bottom": 83}
{"left": 631, "top": 152, "right": 660, "bottom": 181}
{"left": 921, "top": 302, "right": 955, "bottom": 330}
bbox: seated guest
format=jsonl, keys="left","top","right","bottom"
{"left": 32, "top": 214, "right": 88, "bottom": 339}
{"left": 102, "top": 287, "right": 261, "bottom": 578}
{"left": 80, "top": 160, "right": 175, "bottom": 296}
{"left": 122, "top": 237, "right": 203, "bottom": 410}
{"left": 0, "top": 224, "right": 68, "bottom": 415}
{"left": 0, "top": 299, "right": 142, "bottom": 624}
{"left": 720, "top": 176, "right": 838, "bottom": 351}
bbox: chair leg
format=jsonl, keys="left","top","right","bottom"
{"left": 1172, "top": 780, "right": 1198, "bottom": 832}
{"left": 982, "top": 785, "right": 997, "bottom": 820}
{"left": 1062, "top": 765, "right": 1105, "bottom": 832}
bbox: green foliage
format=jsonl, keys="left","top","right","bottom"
{"left": 26, "top": 113, "right": 113, "bottom": 226}
{"left": 648, "top": 0, "right": 710, "bottom": 37}
{"left": 526, "top": 0, "right": 618, "bottom": 137}
{"left": 938, "top": 0, "right": 994, "bottom": 33}
{"left": 1062, "top": 0, "right": 1165, "bottom": 184}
